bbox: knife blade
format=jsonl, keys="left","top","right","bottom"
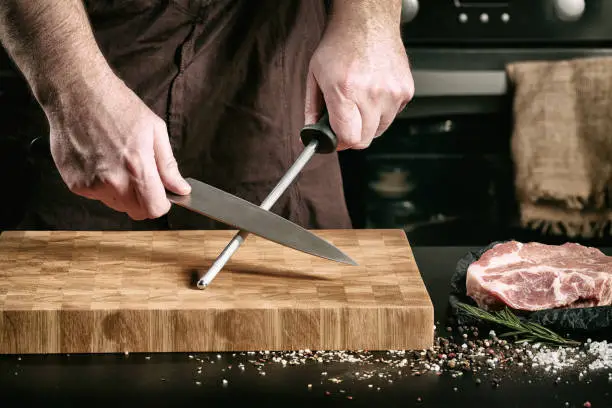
{"left": 196, "top": 111, "right": 357, "bottom": 289}
{"left": 166, "top": 177, "right": 356, "bottom": 266}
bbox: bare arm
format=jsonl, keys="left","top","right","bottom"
{"left": 0, "top": 1, "right": 112, "bottom": 109}
{"left": 305, "top": 0, "right": 412, "bottom": 150}
{"left": 0, "top": 1, "right": 190, "bottom": 221}
{"left": 328, "top": 0, "right": 403, "bottom": 33}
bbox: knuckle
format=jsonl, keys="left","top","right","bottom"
{"left": 403, "top": 80, "right": 415, "bottom": 100}
{"left": 369, "top": 84, "right": 385, "bottom": 99}
{"left": 336, "top": 75, "right": 359, "bottom": 97}
{"left": 389, "top": 87, "right": 404, "bottom": 101}
{"left": 164, "top": 157, "right": 179, "bottom": 172}
{"left": 123, "top": 149, "right": 146, "bottom": 179}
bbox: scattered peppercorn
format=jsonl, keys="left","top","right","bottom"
{"left": 169, "top": 323, "right": 612, "bottom": 401}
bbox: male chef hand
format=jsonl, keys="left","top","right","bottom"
{"left": 0, "top": 1, "right": 192, "bottom": 221}
{"left": 305, "top": 1, "right": 414, "bottom": 150}
{"left": 47, "top": 69, "right": 191, "bottom": 220}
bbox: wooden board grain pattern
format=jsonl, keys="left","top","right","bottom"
{"left": 0, "top": 229, "right": 434, "bottom": 354}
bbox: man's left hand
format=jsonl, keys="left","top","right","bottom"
{"left": 305, "top": 7, "right": 414, "bottom": 151}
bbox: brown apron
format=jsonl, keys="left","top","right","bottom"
{"left": 18, "top": 0, "right": 352, "bottom": 231}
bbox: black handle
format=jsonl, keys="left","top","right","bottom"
{"left": 299, "top": 111, "right": 338, "bottom": 154}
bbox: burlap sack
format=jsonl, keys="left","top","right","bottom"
{"left": 506, "top": 56, "right": 612, "bottom": 238}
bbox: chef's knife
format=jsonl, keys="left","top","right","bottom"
{"left": 166, "top": 178, "right": 355, "bottom": 266}
{"left": 28, "top": 133, "right": 356, "bottom": 268}
{"left": 197, "top": 111, "right": 356, "bottom": 289}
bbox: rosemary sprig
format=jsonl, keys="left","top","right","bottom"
{"left": 456, "top": 302, "right": 580, "bottom": 346}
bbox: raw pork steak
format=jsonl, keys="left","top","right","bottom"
{"left": 466, "top": 241, "right": 612, "bottom": 311}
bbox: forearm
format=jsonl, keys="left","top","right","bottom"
{"left": 0, "top": 1, "right": 111, "bottom": 108}
{"left": 328, "top": 0, "right": 402, "bottom": 34}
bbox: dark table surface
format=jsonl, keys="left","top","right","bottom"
{"left": 1, "top": 245, "right": 611, "bottom": 408}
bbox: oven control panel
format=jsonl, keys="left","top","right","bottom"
{"left": 401, "top": 0, "right": 611, "bottom": 43}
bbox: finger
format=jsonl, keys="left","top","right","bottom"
{"left": 133, "top": 141, "right": 172, "bottom": 219}
{"left": 395, "top": 79, "right": 414, "bottom": 117}
{"left": 357, "top": 102, "right": 380, "bottom": 146}
{"left": 374, "top": 84, "right": 413, "bottom": 138}
{"left": 153, "top": 122, "right": 191, "bottom": 196}
{"left": 124, "top": 185, "right": 151, "bottom": 221}
{"left": 327, "top": 98, "right": 362, "bottom": 151}
{"left": 97, "top": 173, "right": 147, "bottom": 219}
{"left": 304, "top": 70, "right": 325, "bottom": 125}
{"left": 374, "top": 102, "right": 400, "bottom": 138}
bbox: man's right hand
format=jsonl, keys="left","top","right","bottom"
{"left": 0, "top": 1, "right": 191, "bottom": 221}
{"left": 46, "top": 70, "right": 191, "bottom": 220}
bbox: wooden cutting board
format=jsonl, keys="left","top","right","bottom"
{"left": 0, "top": 229, "right": 434, "bottom": 354}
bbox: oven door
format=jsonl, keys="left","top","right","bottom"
{"left": 363, "top": 112, "right": 515, "bottom": 246}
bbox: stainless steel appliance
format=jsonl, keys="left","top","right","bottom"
{"left": 339, "top": 0, "right": 612, "bottom": 246}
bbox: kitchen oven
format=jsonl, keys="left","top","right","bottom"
{"left": 339, "top": 0, "right": 612, "bottom": 246}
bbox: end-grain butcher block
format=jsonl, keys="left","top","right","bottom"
{"left": 0, "top": 229, "right": 433, "bottom": 354}
{"left": 466, "top": 241, "right": 612, "bottom": 311}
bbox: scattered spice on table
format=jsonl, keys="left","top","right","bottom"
{"left": 176, "top": 323, "right": 612, "bottom": 397}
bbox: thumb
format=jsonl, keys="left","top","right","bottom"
{"left": 153, "top": 124, "right": 191, "bottom": 195}
{"left": 304, "top": 70, "right": 324, "bottom": 125}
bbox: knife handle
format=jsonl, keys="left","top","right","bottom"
{"left": 300, "top": 111, "right": 338, "bottom": 154}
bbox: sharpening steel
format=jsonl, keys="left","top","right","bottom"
{"left": 198, "top": 112, "right": 352, "bottom": 289}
